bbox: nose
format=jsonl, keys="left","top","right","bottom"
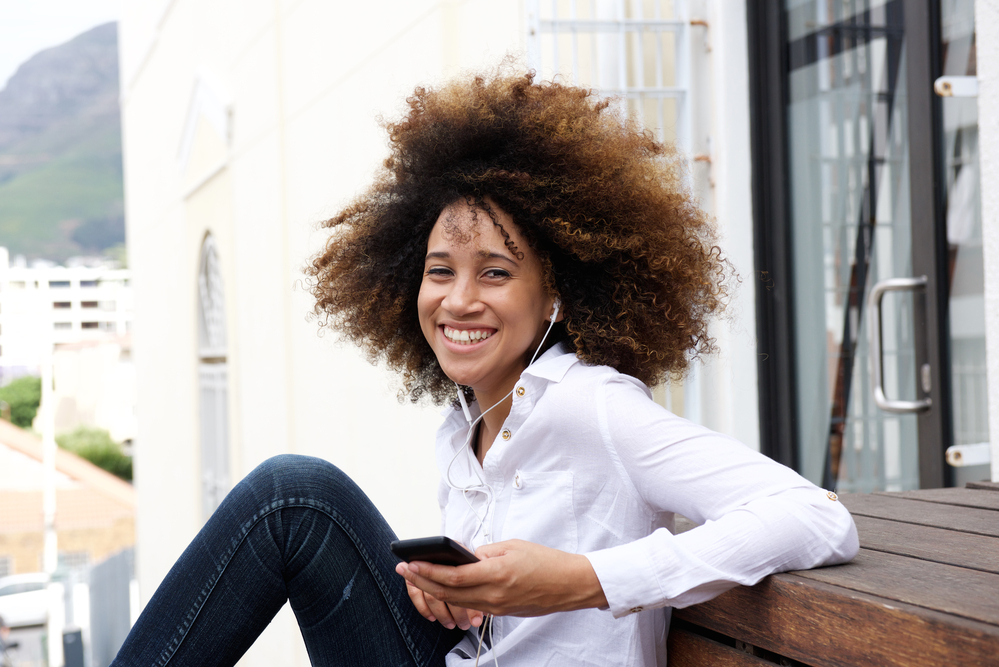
{"left": 442, "top": 274, "right": 481, "bottom": 315}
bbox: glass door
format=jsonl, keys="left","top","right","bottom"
{"left": 785, "top": 0, "right": 925, "bottom": 492}
{"left": 748, "top": 0, "right": 982, "bottom": 491}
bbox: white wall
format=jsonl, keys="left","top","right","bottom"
{"left": 695, "top": 0, "right": 759, "bottom": 450}
{"left": 974, "top": 0, "right": 999, "bottom": 482}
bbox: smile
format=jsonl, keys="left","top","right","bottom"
{"left": 443, "top": 325, "right": 495, "bottom": 345}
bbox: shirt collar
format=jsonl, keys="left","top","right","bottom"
{"left": 521, "top": 341, "right": 579, "bottom": 383}
{"left": 437, "top": 342, "right": 579, "bottom": 422}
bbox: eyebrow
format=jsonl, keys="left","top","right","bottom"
{"left": 425, "top": 250, "right": 518, "bottom": 266}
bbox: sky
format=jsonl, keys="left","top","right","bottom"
{"left": 0, "top": 0, "right": 120, "bottom": 90}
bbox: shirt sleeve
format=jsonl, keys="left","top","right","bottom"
{"left": 583, "top": 375, "right": 859, "bottom": 618}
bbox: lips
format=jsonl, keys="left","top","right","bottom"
{"left": 443, "top": 325, "right": 496, "bottom": 345}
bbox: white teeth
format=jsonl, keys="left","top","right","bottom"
{"left": 444, "top": 326, "right": 494, "bottom": 344}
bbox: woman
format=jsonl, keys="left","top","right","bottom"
{"left": 112, "top": 70, "right": 857, "bottom": 667}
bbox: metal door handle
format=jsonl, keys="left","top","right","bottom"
{"left": 867, "top": 276, "right": 932, "bottom": 413}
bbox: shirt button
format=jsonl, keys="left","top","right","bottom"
{"left": 516, "top": 386, "right": 526, "bottom": 397}
{"left": 630, "top": 606, "right": 644, "bottom": 614}
{"left": 513, "top": 473, "right": 522, "bottom": 489}
{"left": 826, "top": 491, "right": 838, "bottom": 501}
{"left": 501, "top": 429, "right": 512, "bottom": 440}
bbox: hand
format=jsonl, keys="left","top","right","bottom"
{"left": 394, "top": 539, "right": 608, "bottom": 618}
{"left": 402, "top": 578, "right": 485, "bottom": 630}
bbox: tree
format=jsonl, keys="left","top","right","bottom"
{"left": 56, "top": 426, "right": 132, "bottom": 482}
{"left": 0, "top": 376, "right": 41, "bottom": 428}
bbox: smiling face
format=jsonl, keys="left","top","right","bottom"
{"left": 418, "top": 200, "right": 556, "bottom": 402}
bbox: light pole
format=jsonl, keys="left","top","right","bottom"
{"left": 40, "top": 331, "right": 63, "bottom": 667}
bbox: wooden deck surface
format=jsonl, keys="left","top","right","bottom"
{"left": 668, "top": 482, "right": 999, "bottom": 667}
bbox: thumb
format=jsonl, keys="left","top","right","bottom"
{"left": 474, "top": 540, "right": 517, "bottom": 560}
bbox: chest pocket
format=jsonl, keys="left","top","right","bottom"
{"left": 503, "top": 470, "right": 578, "bottom": 553}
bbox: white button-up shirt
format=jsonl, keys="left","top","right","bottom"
{"left": 437, "top": 344, "right": 859, "bottom": 666}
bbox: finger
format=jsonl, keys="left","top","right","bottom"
{"left": 448, "top": 603, "right": 474, "bottom": 631}
{"left": 474, "top": 541, "right": 510, "bottom": 560}
{"left": 405, "top": 560, "right": 480, "bottom": 589}
{"left": 425, "top": 594, "right": 457, "bottom": 629}
{"left": 398, "top": 562, "right": 496, "bottom": 614}
{"left": 405, "top": 582, "right": 436, "bottom": 622}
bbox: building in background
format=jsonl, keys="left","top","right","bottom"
{"left": 0, "top": 246, "right": 132, "bottom": 385}
{"left": 118, "top": 0, "right": 998, "bottom": 665}
{"left": 47, "top": 336, "right": 136, "bottom": 444}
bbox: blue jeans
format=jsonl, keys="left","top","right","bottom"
{"left": 112, "top": 455, "right": 464, "bottom": 666}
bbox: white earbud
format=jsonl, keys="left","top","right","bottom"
{"left": 550, "top": 299, "right": 561, "bottom": 322}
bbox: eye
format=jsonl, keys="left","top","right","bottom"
{"left": 425, "top": 267, "right": 453, "bottom": 277}
{"left": 483, "top": 268, "right": 511, "bottom": 279}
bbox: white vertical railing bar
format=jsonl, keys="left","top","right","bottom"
{"left": 636, "top": 0, "right": 646, "bottom": 94}
{"left": 571, "top": 0, "right": 580, "bottom": 84}
{"left": 617, "top": 1, "right": 627, "bottom": 101}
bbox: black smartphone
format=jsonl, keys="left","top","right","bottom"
{"left": 390, "top": 536, "right": 479, "bottom": 566}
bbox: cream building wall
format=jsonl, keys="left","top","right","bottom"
{"left": 119, "top": 1, "right": 756, "bottom": 664}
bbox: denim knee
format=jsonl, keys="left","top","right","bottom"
{"left": 238, "top": 454, "right": 369, "bottom": 513}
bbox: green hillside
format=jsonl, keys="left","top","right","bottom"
{"left": 0, "top": 22, "right": 123, "bottom": 263}
{"left": 0, "top": 125, "right": 122, "bottom": 259}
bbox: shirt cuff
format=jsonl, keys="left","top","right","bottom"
{"left": 585, "top": 533, "right": 673, "bottom": 619}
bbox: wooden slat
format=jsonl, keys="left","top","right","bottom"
{"left": 675, "top": 572, "right": 999, "bottom": 667}
{"left": 791, "top": 549, "right": 999, "bottom": 626}
{"left": 874, "top": 488, "right": 999, "bottom": 511}
{"left": 840, "top": 493, "right": 999, "bottom": 537}
{"left": 854, "top": 515, "right": 999, "bottom": 574}
{"left": 966, "top": 480, "right": 999, "bottom": 492}
{"left": 667, "top": 625, "right": 777, "bottom": 667}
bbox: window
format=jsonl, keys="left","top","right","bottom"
{"left": 101, "top": 300, "right": 116, "bottom": 311}
{"left": 81, "top": 321, "right": 99, "bottom": 329}
{"left": 99, "top": 322, "right": 116, "bottom": 333}
{"left": 54, "top": 322, "right": 72, "bottom": 330}
{"left": 80, "top": 279, "right": 99, "bottom": 288}
{"left": 526, "top": 0, "right": 694, "bottom": 150}
{"left": 9, "top": 281, "right": 25, "bottom": 289}
{"left": 527, "top": 0, "right": 702, "bottom": 421}
{"left": 49, "top": 280, "right": 71, "bottom": 288}
{"left": 53, "top": 301, "right": 72, "bottom": 309}
{"left": 198, "top": 234, "right": 231, "bottom": 520}
{"left": 81, "top": 301, "right": 99, "bottom": 308}
{"left": 0, "top": 555, "right": 10, "bottom": 577}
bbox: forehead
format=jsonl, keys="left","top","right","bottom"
{"left": 428, "top": 202, "right": 524, "bottom": 255}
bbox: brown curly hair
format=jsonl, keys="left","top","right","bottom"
{"left": 307, "top": 69, "right": 728, "bottom": 405}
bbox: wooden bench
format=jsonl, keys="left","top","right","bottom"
{"left": 667, "top": 481, "right": 999, "bottom": 666}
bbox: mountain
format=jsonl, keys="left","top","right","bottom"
{"left": 0, "top": 22, "right": 124, "bottom": 262}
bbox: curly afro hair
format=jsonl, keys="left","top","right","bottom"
{"left": 307, "top": 68, "right": 728, "bottom": 405}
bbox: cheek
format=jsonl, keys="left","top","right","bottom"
{"left": 416, "top": 284, "right": 437, "bottom": 338}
